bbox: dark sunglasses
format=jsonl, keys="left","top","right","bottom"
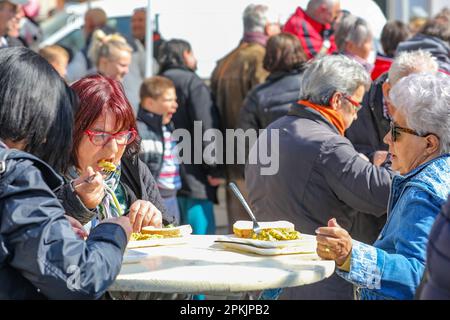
{"left": 390, "top": 122, "right": 430, "bottom": 142}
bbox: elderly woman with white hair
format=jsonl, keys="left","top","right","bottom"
{"left": 334, "top": 13, "right": 374, "bottom": 72}
{"left": 316, "top": 72, "right": 450, "bottom": 300}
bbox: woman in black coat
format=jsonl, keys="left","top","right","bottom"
{"left": 238, "top": 33, "right": 307, "bottom": 132}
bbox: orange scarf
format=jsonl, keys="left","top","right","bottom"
{"left": 298, "top": 100, "right": 346, "bottom": 136}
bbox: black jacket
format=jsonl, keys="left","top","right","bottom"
{"left": 160, "top": 66, "right": 223, "bottom": 202}
{"left": 136, "top": 107, "right": 185, "bottom": 198}
{"left": 136, "top": 107, "right": 172, "bottom": 179}
{"left": 57, "top": 155, "right": 171, "bottom": 225}
{"left": 345, "top": 73, "right": 390, "bottom": 160}
{"left": 419, "top": 195, "right": 450, "bottom": 299}
{"left": 0, "top": 144, "right": 127, "bottom": 299}
{"left": 239, "top": 69, "right": 303, "bottom": 131}
{"left": 246, "top": 104, "right": 392, "bottom": 299}
{"left": 397, "top": 34, "right": 450, "bottom": 73}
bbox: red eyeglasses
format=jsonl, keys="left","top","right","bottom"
{"left": 342, "top": 94, "right": 362, "bottom": 112}
{"left": 84, "top": 128, "right": 137, "bottom": 146}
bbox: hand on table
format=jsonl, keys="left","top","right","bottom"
{"left": 315, "top": 218, "right": 352, "bottom": 266}
{"left": 127, "top": 200, "right": 163, "bottom": 232}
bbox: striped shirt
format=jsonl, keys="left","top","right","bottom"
{"left": 157, "top": 125, "right": 181, "bottom": 191}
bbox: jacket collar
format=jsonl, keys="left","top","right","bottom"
{"left": 267, "top": 68, "right": 304, "bottom": 82}
{"left": 137, "top": 106, "right": 163, "bottom": 128}
{"left": 394, "top": 153, "right": 450, "bottom": 183}
{"left": 288, "top": 102, "right": 341, "bottom": 135}
{"left": 137, "top": 106, "right": 175, "bottom": 131}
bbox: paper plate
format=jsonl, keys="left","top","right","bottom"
{"left": 127, "top": 236, "right": 190, "bottom": 249}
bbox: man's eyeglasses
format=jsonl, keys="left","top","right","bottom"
{"left": 342, "top": 94, "right": 362, "bottom": 112}
{"left": 389, "top": 122, "right": 430, "bottom": 142}
{"left": 85, "top": 128, "right": 137, "bottom": 146}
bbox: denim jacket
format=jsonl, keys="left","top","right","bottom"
{"left": 337, "top": 154, "right": 450, "bottom": 300}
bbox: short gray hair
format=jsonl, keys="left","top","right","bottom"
{"left": 335, "top": 14, "right": 373, "bottom": 51}
{"left": 299, "top": 55, "right": 371, "bottom": 105}
{"left": 243, "top": 4, "right": 271, "bottom": 33}
{"left": 388, "top": 50, "right": 439, "bottom": 85}
{"left": 390, "top": 73, "right": 450, "bottom": 154}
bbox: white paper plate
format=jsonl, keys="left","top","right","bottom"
{"left": 214, "top": 234, "right": 317, "bottom": 256}
{"left": 127, "top": 236, "right": 190, "bottom": 249}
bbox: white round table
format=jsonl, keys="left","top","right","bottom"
{"left": 109, "top": 235, "right": 335, "bottom": 295}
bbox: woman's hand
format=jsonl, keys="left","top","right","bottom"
{"left": 128, "top": 200, "right": 163, "bottom": 232}
{"left": 65, "top": 215, "right": 88, "bottom": 239}
{"left": 73, "top": 166, "right": 105, "bottom": 209}
{"left": 315, "top": 218, "right": 353, "bottom": 266}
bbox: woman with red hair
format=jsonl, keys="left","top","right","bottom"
{"left": 57, "top": 74, "right": 170, "bottom": 232}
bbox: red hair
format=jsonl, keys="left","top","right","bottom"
{"left": 70, "top": 74, "right": 140, "bottom": 167}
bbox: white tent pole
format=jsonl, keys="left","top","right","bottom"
{"left": 145, "top": 0, "right": 154, "bottom": 78}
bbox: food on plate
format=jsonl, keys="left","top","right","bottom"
{"left": 233, "top": 220, "right": 301, "bottom": 240}
{"left": 130, "top": 224, "right": 193, "bottom": 241}
{"left": 98, "top": 160, "right": 117, "bottom": 173}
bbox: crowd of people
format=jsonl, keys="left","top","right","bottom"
{"left": 0, "top": 0, "right": 449, "bottom": 300}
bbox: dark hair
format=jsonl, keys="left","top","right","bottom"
{"left": 70, "top": 75, "right": 140, "bottom": 168}
{"left": 263, "top": 33, "right": 307, "bottom": 73}
{"left": 0, "top": 47, "right": 75, "bottom": 173}
{"left": 140, "top": 76, "right": 175, "bottom": 101}
{"left": 157, "top": 39, "right": 191, "bottom": 73}
{"left": 381, "top": 21, "right": 411, "bottom": 57}
{"left": 420, "top": 16, "right": 450, "bottom": 44}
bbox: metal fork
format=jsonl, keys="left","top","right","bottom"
{"left": 228, "top": 182, "right": 262, "bottom": 235}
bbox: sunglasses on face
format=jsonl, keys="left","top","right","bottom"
{"left": 389, "top": 122, "right": 429, "bottom": 142}
{"left": 84, "top": 128, "right": 137, "bottom": 146}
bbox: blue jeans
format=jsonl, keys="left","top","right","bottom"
{"left": 177, "top": 196, "right": 215, "bottom": 235}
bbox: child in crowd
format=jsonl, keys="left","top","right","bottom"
{"left": 137, "top": 76, "right": 181, "bottom": 225}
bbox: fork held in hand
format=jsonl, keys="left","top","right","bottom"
{"left": 228, "top": 182, "right": 262, "bottom": 235}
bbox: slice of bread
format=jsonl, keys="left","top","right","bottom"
{"left": 233, "top": 220, "right": 295, "bottom": 238}
{"left": 141, "top": 224, "right": 193, "bottom": 237}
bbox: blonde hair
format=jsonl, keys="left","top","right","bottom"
{"left": 39, "top": 45, "right": 69, "bottom": 65}
{"left": 88, "top": 29, "right": 132, "bottom": 66}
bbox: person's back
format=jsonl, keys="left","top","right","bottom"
{"left": 239, "top": 33, "right": 307, "bottom": 132}
{"left": 396, "top": 11, "right": 450, "bottom": 73}
{"left": 0, "top": 47, "right": 131, "bottom": 299}
{"left": 419, "top": 195, "right": 450, "bottom": 300}
{"left": 283, "top": 0, "right": 340, "bottom": 59}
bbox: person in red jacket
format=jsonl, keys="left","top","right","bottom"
{"left": 283, "top": 0, "right": 341, "bottom": 60}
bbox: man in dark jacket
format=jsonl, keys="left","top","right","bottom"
{"left": 158, "top": 39, "right": 223, "bottom": 235}
{"left": 246, "top": 55, "right": 393, "bottom": 300}
{"left": 346, "top": 50, "right": 439, "bottom": 163}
